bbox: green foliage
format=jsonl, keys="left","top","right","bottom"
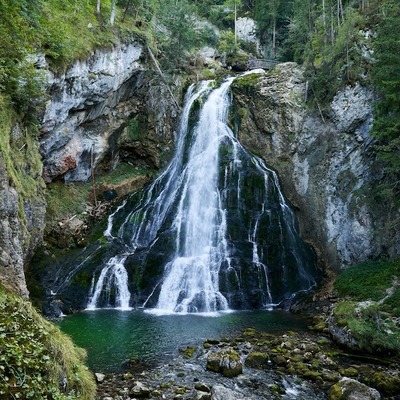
{"left": 333, "top": 300, "right": 400, "bottom": 354}
{"left": 0, "top": 95, "right": 46, "bottom": 247}
{"left": 303, "top": 5, "right": 367, "bottom": 109}
{"left": 0, "top": 286, "right": 95, "bottom": 399}
{"left": 334, "top": 257, "right": 400, "bottom": 301}
{"left": 370, "top": 0, "right": 400, "bottom": 198}
{"left": 218, "top": 31, "right": 240, "bottom": 55}
{"left": 333, "top": 257, "right": 400, "bottom": 354}
{"left": 45, "top": 181, "right": 91, "bottom": 226}
{"left": 254, "top": 0, "right": 293, "bottom": 60}
{"left": 151, "top": 0, "right": 221, "bottom": 68}
{"left": 45, "top": 163, "right": 152, "bottom": 226}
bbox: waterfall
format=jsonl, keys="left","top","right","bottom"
{"left": 61, "top": 72, "right": 317, "bottom": 313}
{"left": 86, "top": 256, "right": 131, "bottom": 310}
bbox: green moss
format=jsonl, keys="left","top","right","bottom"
{"left": 127, "top": 118, "right": 140, "bottom": 140}
{"left": 0, "top": 95, "right": 46, "bottom": 250}
{"left": 333, "top": 301, "right": 400, "bottom": 354}
{"left": 245, "top": 351, "right": 269, "bottom": 368}
{"left": 0, "top": 285, "right": 95, "bottom": 399}
{"left": 231, "top": 73, "right": 260, "bottom": 93}
{"left": 178, "top": 346, "right": 197, "bottom": 358}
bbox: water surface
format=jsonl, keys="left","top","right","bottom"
{"left": 58, "top": 309, "right": 310, "bottom": 372}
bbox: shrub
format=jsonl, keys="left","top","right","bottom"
{"left": 0, "top": 286, "right": 96, "bottom": 399}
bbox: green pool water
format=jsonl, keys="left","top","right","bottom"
{"left": 58, "top": 309, "right": 310, "bottom": 373}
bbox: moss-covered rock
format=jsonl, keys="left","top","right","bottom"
{"left": 206, "top": 348, "right": 243, "bottom": 378}
{"left": 179, "top": 346, "right": 197, "bottom": 358}
{"left": 245, "top": 351, "right": 269, "bottom": 368}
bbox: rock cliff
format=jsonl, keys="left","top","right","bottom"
{"left": 232, "top": 63, "right": 399, "bottom": 271}
{"left": 1, "top": 40, "right": 179, "bottom": 297}
{"left": 39, "top": 42, "right": 176, "bottom": 183}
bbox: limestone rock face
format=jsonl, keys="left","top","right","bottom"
{"left": 0, "top": 158, "right": 27, "bottom": 296}
{"left": 236, "top": 17, "right": 260, "bottom": 54}
{"left": 39, "top": 43, "right": 144, "bottom": 182}
{"left": 39, "top": 42, "right": 177, "bottom": 183}
{"left": 232, "top": 63, "right": 399, "bottom": 269}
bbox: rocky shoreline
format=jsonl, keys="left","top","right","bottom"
{"left": 94, "top": 320, "right": 400, "bottom": 400}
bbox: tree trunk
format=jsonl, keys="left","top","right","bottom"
{"left": 110, "top": 0, "right": 116, "bottom": 25}
{"left": 97, "top": 0, "right": 101, "bottom": 13}
{"left": 272, "top": 18, "right": 276, "bottom": 59}
{"left": 322, "top": 0, "right": 327, "bottom": 46}
{"left": 234, "top": 0, "right": 237, "bottom": 46}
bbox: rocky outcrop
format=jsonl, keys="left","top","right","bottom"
{"left": 0, "top": 121, "right": 46, "bottom": 298}
{"left": 1, "top": 40, "right": 179, "bottom": 298}
{"left": 39, "top": 42, "right": 177, "bottom": 183}
{"left": 232, "top": 63, "right": 400, "bottom": 270}
{"left": 0, "top": 156, "right": 29, "bottom": 297}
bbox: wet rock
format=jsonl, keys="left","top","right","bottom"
{"left": 179, "top": 345, "right": 197, "bottom": 358}
{"left": 327, "top": 377, "right": 381, "bottom": 400}
{"left": 95, "top": 373, "right": 106, "bottom": 383}
{"left": 211, "top": 384, "right": 250, "bottom": 400}
{"left": 196, "top": 392, "right": 212, "bottom": 400}
{"left": 129, "top": 381, "right": 151, "bottom": 398}
{"left": 206, "top": 348, "right": 243, "bottom": 377}
{"left": 271, "top": 355, "right": 287, "bottom": 366}
{"left": 245, "top": 351, "right": 269, "bottom": 368}
{"left": 194, "top": 382, "right": 211, "bottom": 392}
{"left": 368, "top": 371, "right": 400, "bottom": 396}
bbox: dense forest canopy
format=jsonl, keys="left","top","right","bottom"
{"left": 0, "top": 0, "right": 398, "bottom": 198}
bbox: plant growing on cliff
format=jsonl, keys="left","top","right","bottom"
{"left": 0, "top": 285, "right": 96, "bottom": 399}
{"left": 333, "top": 257, "right": 400, "bottom": 354}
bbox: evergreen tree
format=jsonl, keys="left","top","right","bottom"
{"left": 370, "top": 0, "right": 400, "bottom": 191}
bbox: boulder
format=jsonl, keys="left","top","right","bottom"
{"left": 328, "top": 377, "right": 381, "bottom": 400}
{"left": 206, "top": 348, "right": 243, "bottom": 377}
{"left": 211, "top": 384, "right": 250, "bottom": 400}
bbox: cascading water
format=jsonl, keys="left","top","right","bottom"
{"left": 45, "top": 72, "right": 317, "bottom": 314}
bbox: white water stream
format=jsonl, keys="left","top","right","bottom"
{"left": 85, "top": 71, "right": 315, "bottom": 313}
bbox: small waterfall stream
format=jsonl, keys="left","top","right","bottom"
{"left": 49, "top": 72, "right": 317, "bottom": 314}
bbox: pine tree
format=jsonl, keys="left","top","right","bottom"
{"left": 371, "top": 0, "right": 400, "bottom": 188}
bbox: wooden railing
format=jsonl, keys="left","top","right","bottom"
{"left": 247, "top": 59, "right": 280, "bottom": 70}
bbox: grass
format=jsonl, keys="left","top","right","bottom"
{"left": 332, "top": 257, "right": 400, "bottom": 354}
{"left": 334, "top": 257, "right": 400, "bottom": 301}
{"left": 333, "top": 300, "right": 400, "bottom": 354}
{"left": 0, "top": 285, "right": 96, "bottom": 399}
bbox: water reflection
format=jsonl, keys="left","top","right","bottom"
{"left": 58, "top": 309, "right": 310, "bottom": 372}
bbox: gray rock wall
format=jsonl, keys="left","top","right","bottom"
{"left": 0, "top": 40, "right": 179, "bottom": 297}
{"left": 232, "top": 63, "right": 399, "bottom": 270}
{"left": 39, "top": 43, "right": 145, "bottom": 182}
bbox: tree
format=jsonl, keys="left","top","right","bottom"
{"left": 254, "top": 0, "right": 293, "bottom": 59}
{"left": 370, "top": 0, "right": 400, "bottom": 189}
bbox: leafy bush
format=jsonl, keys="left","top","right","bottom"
{"left": 0, "top": 286, "right": 95, "bottom": 399}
